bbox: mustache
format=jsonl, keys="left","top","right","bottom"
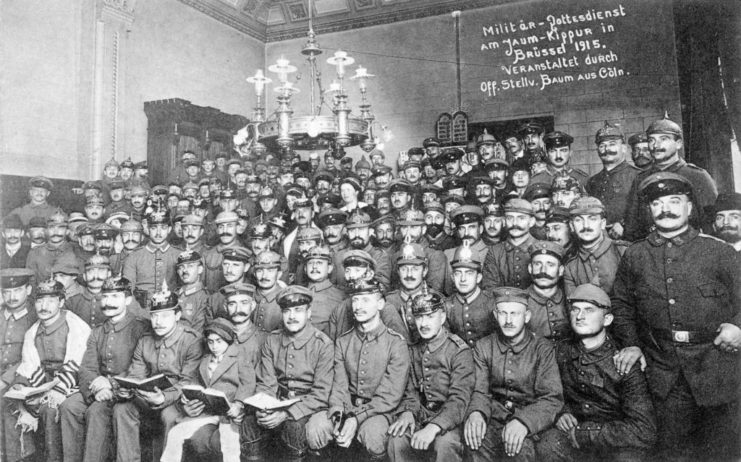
{"left": 403, "top": 276, "right": 417, "bottom": 282}
{"left": 577, "top": 228, "right": 595, "bottom": 233}
{"left": 502, "top": 323, "right": 515, "bottom": 329}
{"left": 656, "top": 212, "right": 680, "bottom": 220}
{"left": 219, "top": 232, "right": 235, "bottom": 237}
{"left": 532, "top": 272, "right": 556, "bottom": 280}
{"left": 101, "top": 305, "right": 118, "bottom": 311}
{"left": 719, "top": 226, "right": 739, "bottom": 232}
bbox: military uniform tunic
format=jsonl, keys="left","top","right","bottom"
{"left": 531, "top": 165, "right": 588, "bottom": 189}
{"left": 9, "top": 202, "right": 57, "bottom": 228}
{"left": 563, "top": 236, "right": 628, "bottom": 296}
{"left": 307, "top": 279, "right": 345, "bottom": 337}
{"left": 444, "top": 239, "right": 489, "bottom": 295}
{"left": 391, "top": 237, "right": 448, "bottom": 293}
{"left": 586, "top": 161, "right": 641, "bottom": 227}
{"left": 25, "top": 241, "right": 77, "bottom": 282}
{"left": 385, "top": 288, "right": 427, "bottom": 345}
{"left": 0, "top": 303, "right": 36, "bottom": 385}
{"left": 176, "top": 283, "right": 209, "bottom": 334}
{"left": 446, "top": 288, "right": 497, "bottom": 348}
{"left": 481, "top": 235, "right": 540, "bottom": 291}
{"left": 526, "top": 287, "right": 570, "bottom": 343}
{"left": 66, "top": 289, "right": 149, "bottom": 328}
{"left": 253, "top": 285, "right": 283, "bottom": 333}
{"left": 123, "top": 242, "right": 180, "bottom": 295}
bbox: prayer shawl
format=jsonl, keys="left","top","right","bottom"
{"left": 16, "top": 310, "right": 91, "bottom": 394}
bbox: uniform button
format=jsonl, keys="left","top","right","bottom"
{"left": 579, "top": 371, "right": 585, "bottom": 375}
{"left": 667, "top": 278, "right": 673, "bottom": 283}
{"left": 464, "top": 314, "right": 469, "bottom": 318}
{"left": 667, "top": 242, "right": 672, "bottom": 248}
{"left": 465, "top": 323, "right": 471, "bottom": 327}
{"left": 666, "top": 258, "right": 672, "bottom": 264}
{"left": 584, "top": 404, "right": 590, "bottom": 408}
{"left": 467, "top": 331, "right": 472, "bottom": 335}
{"left": 669, "top": 299, "right": 675, "bottom": 305}
{"left": 360, "top": 380, "right": 364, "bottom": 385}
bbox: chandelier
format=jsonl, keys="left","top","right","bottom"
{"left": 245, "top": 0, "right": 378, "bottom": 156}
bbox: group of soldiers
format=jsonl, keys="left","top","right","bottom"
{"left": 0, "top": 114, "right": 740, "bottom": 462}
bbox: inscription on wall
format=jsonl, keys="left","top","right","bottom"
{"left": 473, "top": 3, "right": 633, "bottom": 97}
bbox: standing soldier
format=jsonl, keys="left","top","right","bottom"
{"left": 387, "top": 289, "right": 475, "bottom": 462}
{"left": 623, "top": 114, "right": 718, "bottom": 241}
{"left": 611, "top": 172, "right": 740, "bottom": 460}
{"left": 315, "top": 279, "right": 410, "bottom": 461}
{"left": 586, "top": 121, "right": 641, "bottom": 239}
{"left": 9, "top": 176, "right": 58, "bottom": 228}
{"left": 463, "top": 287, "right": 563, "bottom": 462}
{"left": 563, "top": 197, "right": 629, "bottom": 295}
{"left": 207, "top": 248, "right": 251, "bottom": 321}
{"left": 446, "top": 245, "right": 496, "bottom": 348}
{"left": 445, "top": 206, "right": 488, "bottom": 295}
{"left": 241, "top": 286, "right": 335, "bottom": 461}
{"left": 252, "top": 250, "right": 285, "bottom": 333}
{"left": 59, "top": 276, "right": 151, "bottom": 462}
{"left": 111, "top": 219, "right": 145, "bottom": 275}
{"left": 341, "top": 209, "right": 392, "bottom": 291}
{"left": 201, "top": 211, "right": 248, "bottom": 293}
{"left": 392, "top": 209, "right": 448, "bottom": 293}
{"left": 386, "top": 243, "right": 431, "bottom": 345}
{"left": 482, "top": 198, "right": 540, "bottom": 291}
{"left": 123, "top": 208, "right": 180, "bottom": 308}
{"left": 628, "top": 132, "right": 652, "bottom": 170}
{"left": 536, "top": 284, "right": 657, "bottom": 461}
{"left": 174, "top": 250, "right": 209, "bottom": 333}
{"left": 531, "top": 132, "right": 587, "bottom": 189}
{"left": 303, "top": 245, "right": 345, "bottom": 337}
{"left": 482, "top": 202, "right": 505, "bottom": 246}
{"left": 1, "top": 215, "right": 31, "bottom": 269}
{"left": 712, "top": 192, "right": 741, "bottom": 251}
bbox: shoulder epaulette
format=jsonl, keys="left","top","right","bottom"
{"left": 698, "top": 233, "right": 729, "bottom": 244}
{"left": 448, "top": 333, "right": 469, "bottom": 350}
{"left": 612, "top": 239, "right": 632, "bottom": 248}
{"left": 314, "top": 330, "right": 332, "bottom": 344}
{"left": 269, "top": 328, "right": 283, "bottom": 336}
{"left": 684, "top": 162, "right": 705, "bottom": 170}
{"left": 386, "top": 327, "right": 406, "bottom": 340}
{"left": 339, "top": 327, "right": 356, "bottom": 338}
{"left": 570, "top": 167, "right": 589, "bottom": 177}
{"left": 182, "top": 325, "right": 202, "bottom": 338}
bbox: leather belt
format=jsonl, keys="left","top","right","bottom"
{"left": 351, "top": 394, "right": 371, "bottom": 406}
{"left": 424, "top": 401, "right": 442, "bottom": 412}
{"left": 653, "top": 328, "right": 715, "bottom": 344}
{"left": 278, "top": 386, "right": 310, "bottom": 400}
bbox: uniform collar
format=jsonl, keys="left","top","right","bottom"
{"left": 146, "top": 241, "right": 171, "bottom": 253}
{"left": 236, "top": 322, "right": 259, "bottom": 344}
{"left": 494, "top": 328, "right": 533, "bottom": 354}
{"left": 572, "top": 334, "right": 616, "bottom": 364}
{"left": 401, "top": 286, "right": 426, "bottom": 302}
{"left": 155, "top": 323, "right": 184, "bottom": 348}
{"left": 455, "top": 287, "right": 481, "bottom": 305}
{"left": 280, "top": 324, "right": 315, "bottom": 349}
{"left": 257, "top": 285, "right": 281, "bottom": 302}
{"left": 528, "top": 286, "right": 563, "bottom": 305}
{"left": 651, "top": 157, "right": 686, "bottom": 173}
{"left": 578, "top": 235, "right": 612, "bottom": 259}
{"left": 355, "top": 321, "right": 386, "bottom": 342}
{"left": 38, "top": 310, "right": 67, "bottom": 335}
{"left": 179, "top": 282, "right": 204, "bottom": 297}
{"left": 308, "top": 279, "right": 333, "bottom": 292}
{"left": 647, "top": 227, "right": 698, "bottom": 247}
{"left": 3, "top": 306, "right": 28, "bottom": 321}
{"left": 104, "top": 310, "right": 137, "bottom": 333}
{"left": 83, "top": 289, "right": 103, "bottom": 301}
{"left": 424, "top": 327, "right": 450, "bottom": 353}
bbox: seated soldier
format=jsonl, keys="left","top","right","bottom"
{"left": 112, "top": 286, "right": 203, "bottom": 461}
{"left": 537, "top": 284, "right": 656, "bottom": 461}
{"left": 174, "top": 250, "right": 209, "bottom": 333}
{"left": 464, "top": 287, "right": 563, "bottom": 462}
{"left": 207, "top": 247, "right": 251, "bottom": 321}
{"left": 313, "top": 279, "right": 410, "bottom": 461}
{"left": 10, "top": 279, "right": 91, "bottom": 462}
{"left": 160, "top": 318, "right": 251, "bottom": 462}
{"left": 387, "top": 289, "right": 475, "bottom": 462}
{"left": 241, "top": 286, "right": 334, "bottom": 461}
{"left": 59, "top": 275, "right": 151, "bottom": 462}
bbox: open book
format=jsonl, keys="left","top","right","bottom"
{"left": 113, "top": 373, "right": 173, "bottom": 392}
{"left": 3, "top": 381, "right": 56, "bottom": 401}
{"left": 182, "top": 385, "right": 231, "bottom": 415}
{"left": 242, "top": 392, "right": 300, "bottom": 411}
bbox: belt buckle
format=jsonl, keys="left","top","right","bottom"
{"left": 504, "top": 400, "right": 514, "bottom": 410}
{"left": 672, "top": 330, "right": 690, "bottom": 343}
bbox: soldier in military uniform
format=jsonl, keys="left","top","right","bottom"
{"left": 392, "top": 209, "right": 448, "bottom": 293}
{"left": 611, "top": 172, "right": 740, "bottom": 460}
{"left": 1, "top": 214, "right": 31, "bottom": 269}
{"left": 314, "top": 279, "right": 410, "bottom": 461}
{"left": 586, "top": 121, "right": 641, "bottom": 239}
{"left": 444, "top": 206, "right": 488, "bottom": 295}
{"left": 201, "top": 211, "right": 249, "bottom": 293}
{"left": 341, "top": 209, "right": 392, "bottom": 291}
{"left": 339, "top": 176, "right": 367, "bottom": 213}
{"left": 402, "top": 160, "right": 423, "bottom": 190}
{"left": 11, "top": 279, "right": 91, "bottom": 462}
{"left": 0, "top": 269, "right": 37, "bottom": 462}
{"left": 174, "top": 250, "right": 209, "bottom": 333}
{"left": 523, "top": 183, "right": 552, "bottom": 241}
{"left": 389, "top": 179, "right": 414, "bottom": 221}
{"left": 8, "top": 176, "right": 58, "bottom": 228}
{"left": 206, "top": 248, "right": 251, "bottom": 321}
{"left": 67, "top": 254, "right": 113, "bottom": 327}
{"left": 112, "top": 286, "right": 203, "bottom": 462}
{"left": 482, "top": 202, "right": 505, "bottom": 246}
{"left": 544, "top": 207, "right": 577, "bottom": 261}
{"left": 241, "top": 286, "right": 334, "bottom": 461}
{"left": 483, "top": 158, "right": 510, "bottom": 199}
{"left": 525, "top": 241, "right": 570, "bottom": 343}
{"left": 628, "top": 132, "right": 652, "bottom": 171}
{"left": 123, "top": 208, "right": 180, "bottom": 308}
{"left": 445, "top": 245, "right": 496, "bottom": 348}
{"left": 712, "top": 192, "right": 741, "bottom": 251}
{"left": 536, "top": 284, "right": 656, "bottom": 462}
{"left": 303, "top": 246, "right": 344, "bottom": 337}
{"left": 59, "top": 275, "right": 151, "bottom": 462}
{"left": 25, "top": 209, "right": 77, "bottom": 283}
{"left": 424, "top": 201, "right": 455, "bottom": 252}
{"left": 252, "top": 250, "right": 285, "bottom": 333}
{"left": 622, "top": 114, "right": 718, "bottom": 241}
{"left": 482, "top": 198, "right": 541, "bottom": 291}
{"left": 386, "top": 243, "right": 431, "bottom": 344}
{"left": 111, "top": 219, "right": 145, "bottom": 275}
{"left": 387, "top": 289, "right": 475, "bottom": 462}
{"left": 551, "top": 173, "right": 583, "bottom": 209}
{"left": 372, "top": 214, "right": 397, "bottom": 259}
{"left": 563, "top": 197, "right": 629, "bottom": 296}
{"left": 519, "top": 122, "right": 548, "bottom": 170}
{"left": 531, "top": 132, "right": 588, "bottom": 189}
{"left": 464, "top": 287, "right": 563, "bottom": 462}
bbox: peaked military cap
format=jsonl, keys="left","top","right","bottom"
{"left": 388, "top": 179, "right": 413, "bottom": 194}
{"left": 93, "top": 224, "right": 118, "bottom": 240}
{"left": 569, "top": 196, "right": 605, "bottom": 215}
{"left": 484, "top": 202, "right": 503, "bottom": 217}
{"left": 545, "top": 206, "right": 571, "bottom": 224}
{"left": 253, "top": 250, "right": 282, "bottom": 269}
{"left": 51, "top": 254, "right": 80, "bottom": 275}
{"left": 484, "top": 157, "right": 509, "bottom": 170}
{"left": 450, "top": 205, "right": 484, "bottom": 226}
{"left": 628, "top": 132, "right": 648, "bottom": 146}
{"left": 347, "top": 278, "right": 382, "bottom": 296}
{"left": 397, "top": 242, "right": 427, "bottom": 266}
{"left": 277, "top": 285, "right": 313, "bottom": 309}
{"left": 524, "top": 183, "right": 552, "bottom": 201}
{"left": 343, "top": 249, "right": 375, "bottom": 270}
{"left": 29, "top": 176, "right": 53, "bottom": 190}
{"left": 345, "top": 210, "right": 373, "bottom": 229}
{"left": 297, "top": 227, "right": 323, "bottom": 241}
{"left": 517, "top": 122, "right": 544, "bottom": 137}
{"left": 406, "top": 147, "right": 426, "bottom": 158}
{"left": 222, "top": 282, "right": 256, "bottom": 298}
{"left": 442, "top": 194, "right": 466, "bottom": 206}
{"left": 422, "top": 137, "right": 441, "bottom": 148}
{"left": 221, "top": 247, "right": 251, "bottom": 263}
{"left": 120, "top": 219, "right": 144, "bottom": 233}
{"left": 543, "top": 131, "right": 574, "bottom": 149}
{"left": 492, "top": 286, "right": 529, "bottom": 306}
{"left": 177, "top": 250, "right": 202, "bottom": 266}
{"left": 371, "top": 165, "right": 393, "bottom": 178}
{"left": 529, "top": 241, "right": 565, "bottom": 261}
{"left": 396, "top": 208, "right": 425, "bottom": 226}
{"left": 317, "top": 208, "right": 348, "bottom": 228}
{"left": 305, "top": 245, "right": 332, "bottom": 262}
{"left": 441, "top": 147, "right": 465, "bottom": 163}
{"left": 568, "top": 283, "right": 611, "bottom": 310}
{"left": 470, "top": 175, "right": 494, "bottom": 187}
{"left": 424, "top": 200, "right": 445, "bottom": 215}
{"left": 215, "top": 211, "right": 239, "bottom": 224}
{"left": 0, "top": 268, "right": 34, "bottom": 289}
{"left": 204, "top": 317, "right": 236, "bottom": 343}
{"left": 442, "top": 176, "right": 467, "bottom": 190}
{"left": 503, "top": 198, "right": 534, "bottom": 215}
{"left": 638, "top": 172, "right": 693, "bottom": 202}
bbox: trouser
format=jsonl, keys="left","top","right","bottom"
{"left": 240, "top": 413, "right": 315, "bottom": 460}
{"left": 536, "top": 427, "right": 649, "bottom": 462}
{"left": 59, "top": 392, "right": 116, "bottom": 462}
{"left": 1, "top": 399, "right": 36, "bottom": 462}
{"left": 387, "top": 426, "right": 463, "bottom": 462}
{"left": 308, "top": 412, "right": 391, "bottom": 460}
{"left": 465, "top": 419, "right": 536, "bottom": 462}
{"left": 653, "top": 373, "right": 740, "bottom": 461}
{"left": 112, "top": 397, "right": 180, "bottom": 462}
